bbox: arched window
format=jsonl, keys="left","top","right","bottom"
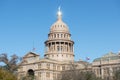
{"left": 52, "top": 34, "right": 53, "bottom": 38}
{"left": 64, "top": 34, "right": 65, "bottom": 38}
{"left": 66, "top": 34, "right": 68, "bottom": 38}
{"left": 54, "top": 34, "right": 56, "bottom": 38}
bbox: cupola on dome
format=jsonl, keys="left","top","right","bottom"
{"left": 50, "top": 7, "right": 69, "bottom": 33}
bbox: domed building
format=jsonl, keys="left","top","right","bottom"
{"left": 17, "top": 8, "right": 87, "bottom": 80}
{"left": 92, "top": 52, "right": 120, "bottom": 79}
{"left": 17, "top": 8, "right": 120, "bottom": 80}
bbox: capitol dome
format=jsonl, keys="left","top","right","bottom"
{"left": 45, "top": 7, "right": 74, "bottom": 62}
{"left": 50, "top": 20, "right": 69, "bottom": 33}
{"left": 50, "top": 7, "right": 69, "bottom": 33}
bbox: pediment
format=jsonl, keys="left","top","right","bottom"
{"left": 23, "top": 52, "right": 39, "bottom": 58}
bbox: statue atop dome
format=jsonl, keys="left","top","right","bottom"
{"left": 50, "top": 7, "right": 69, "bottom": 33}
{"left": 57, "top": 6, "right": 62, "bottom": 20}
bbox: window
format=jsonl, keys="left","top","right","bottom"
{"left": 52, "top": 55, "right": 54, "bottom": 57}
{"left": 38, "top": 63, "right": 41, "bottom": 69}
{"left": 57, "top": 46, "right": 60, "bottom": 51}
{"left": 38, "top": 72, "right": 41, "bottom": 77}
{"left": 19, "top": 66, "right": 23, "bottom": 71}
{"left": 46, "top": 72, "right": 50, "bottom": 78}
{"left": 57, "top": 34, "right": 59, "bottom": 38}
{"left": 61, "top": 34, "right": 63, "bottom": 38}
{"left": 62, "top": 65, "right": 65, "bottom": 70}
{"left": 64, "top": 34, "right": 65, "bottom": 38}
{"left": 57, "top": 73, "right": 61, "bottom": 79}
{"left": 47, "top": 63, "right": 50, "bottom": 69}
{"left": 52, "top": 35, "right": 53, "bottom": 38}
{"left": 54, "top": 34, "right": 56, "bottom": 38}
{"left": 57, "top": 65, "right": 60, "bottom": 71}
{"left": 61, "top": 46, "right": 63, "bottom": 51}
{"left": 113, "top": 67, "right": 117, "bottom": 72}
{"left": 53, "top": 73, "right": 57, "bottom": 80}
{"left": 104, "top": 68, "right": 107, "bottom": 75}
{"left": 53, "top": 64, "right": 56, "bottom": 70}
{"left": 96, "top": 69, "right": 99, "bottom": 75}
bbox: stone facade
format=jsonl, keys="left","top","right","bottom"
{"left": 18, "top": 8, "right": 120, "bottom": 80}
{"left": 18, "top": 8, "right": 87, "bottom": 80}
{"left": 92, "top": 52, "right": 120, "bottom": 79}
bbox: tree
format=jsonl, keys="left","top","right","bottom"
{"left": 19, "top": 74, "right": 36, "bottom": 80}
{"left": 60, "top": 70, "right": 101, "bottom": 80}
{"left": 0, "top": 68, "right": 17, "bottom": 80}
{"left": 0, "top": 53, "right": 20, "bottom": 73}
{"left": 58, "top": 62, "right": 102, "bottom": 80}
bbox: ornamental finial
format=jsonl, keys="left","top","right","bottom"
{"left": 57, "top": 6, "right": 62, "bottom": 20}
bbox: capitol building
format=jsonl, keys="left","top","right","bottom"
{"left": 18, "top": 8, "right": 120, "bottom": 80}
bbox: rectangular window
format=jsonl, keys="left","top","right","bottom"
{"left": 57, "top": 65, "right": 60, "bottom": 71}
{"left": 47, "top": 63, "right": 50, "bottom": 69}
{"left": 62, "top": 65, "right": 65, "bottom": 70}
{"left": 46, "top": 72, "right": 50, "bottom": 78}
{"left": 53, "top": 64, "right": 56, "bottom": 70}
{"left": 57, "top": 46, "right": 60, "bottom": 51}
{"left": 38, "top": 72, "right": 41, "bottom": 77}
{"left": 53, "top": 73, "right": 57, "bottom": 80}
{"left": 20, "top": 66, "right": 23, "bottom": 71}
{"left": 38, "top": 63, "right": 41, "bottom": 69}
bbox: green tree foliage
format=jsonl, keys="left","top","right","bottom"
{"left": 0, "top": 53, "right": 20, "bottom": 73}
{"left": 60, "top": 70, "right": 102, "bottom": 80}
{"left": 58, "top": 63, "right": 102, "bottom": 80}
{"left": 19, "top": 75, "right": 36, "bottom": 80}
{"left": 0, "top": 68, "right": 17, "bottom": 80}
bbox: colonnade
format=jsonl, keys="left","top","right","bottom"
{"left": 45, "top": 41, "right": 74, "bottom": 53}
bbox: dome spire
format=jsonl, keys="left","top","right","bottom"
{"left": 57, "top": 6, "right": 62, "bottom": 20}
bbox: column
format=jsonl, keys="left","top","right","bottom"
{"left": 71, "top": 43, "right": 73, "bottom": 52}
{"left": 55, "top": 42, "right": 57, "bottom": 52}
{"left": 63, "top": 42, "right": 65, "bottom": 53}
{"left": 54, "top": 42, "right": 55, "bottom": 52}
{"left": 59, "top": 42, "right": 60, "bottom": 53}
{"left": 68, "top": 43, "right": 70, "bottom": 52}
{"left": 48, "top": 43, "right": 50, "bottom": 52}
{"left": 70, "top": 43, "right": 71, "bottom": 52}
{"left": 71, "top": 44, "right": 73, "bottom": 52}
{"left": 51, "top": 42, "right": 52, "bottom": 52}
{"left": 67, "top": 42, "right": 68, "bottom": 52}
{"left": 65, "top": 42, "right": 67, "bottom": 53}
{"left": 73, "top": 43, "right": 74, "bottom": 53}
{"left": 101, "top": 68, "right": 104, "bottom": 79}
{"left": 45, "top": 44, "right": 47, "bottom": 53}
